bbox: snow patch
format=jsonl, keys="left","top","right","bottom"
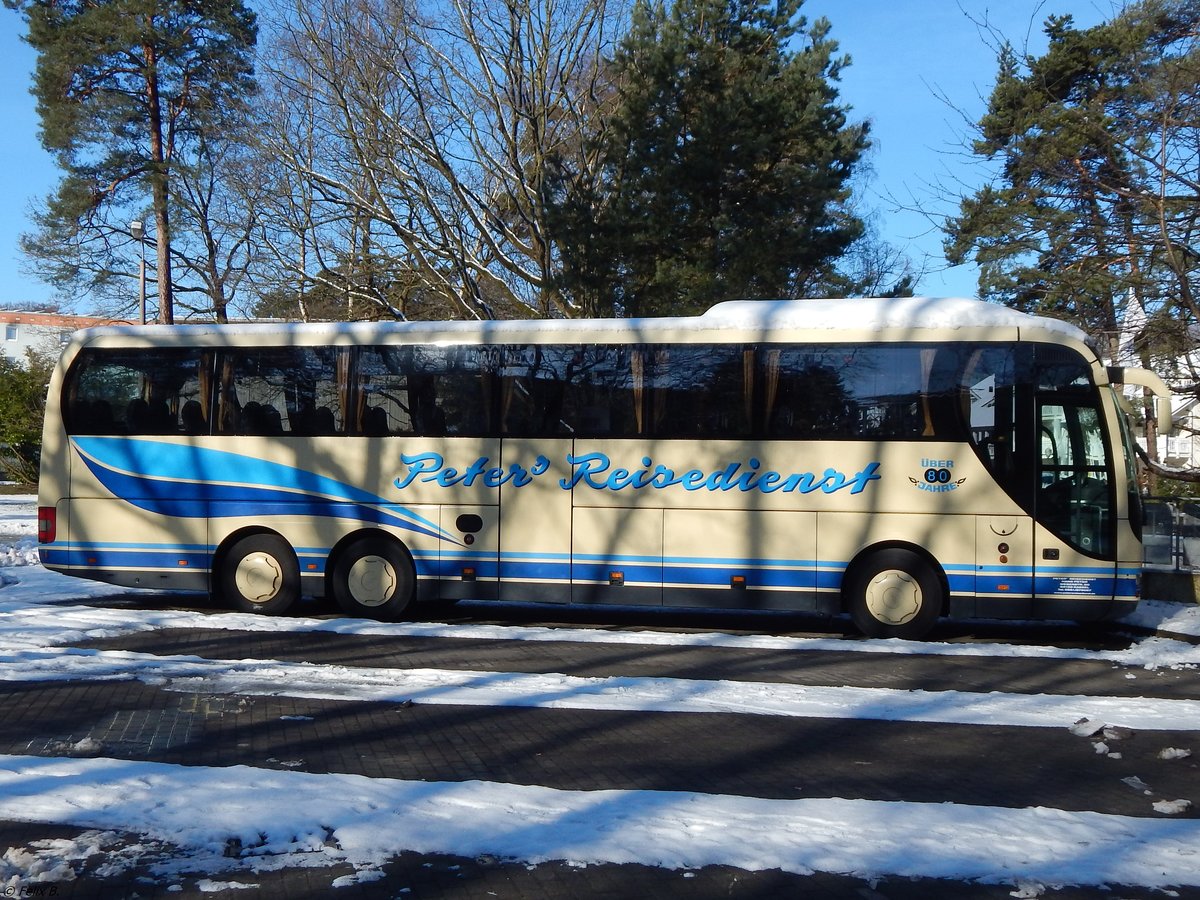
{"left": 0, "top": 755, "right": 1197, "bottom": 890}
{"left": 1152, "top": 800, "right": 1193, "bottom": 816}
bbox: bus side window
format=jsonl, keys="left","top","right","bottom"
{"left": 68, "top": 398, "right": 116, "bottom": 434}
{"left": 358, "top": 347, "right": 412, "bottom": 436}
{"left": 216, "top": 347, "right": 343, "bottom": 436}
{"left": 217, "top": 352, "right": 284, "bottom": 435}
{"left": 498, "top": 345, "right": 573, "bottom": 437}
{"left": 409, "top": 377, "right": 444, "bottom": 435}
{"left": 655, "top": 345, "right": 749, "bottom": 437}
{"left": 961, "top": 344, "right": 1035, "bottom": 511}
{"left": 561, "top": 345, "right": 642, "bottom": 438}
{"left": 766, "top": 348, "right": 852, "bottom": 438}
{"left": 180, "top": 400, "right": 207, "bottom": 435}
{"left": 922, "top": 347, "right": 964, "bottom": 439}
{"left": 64, "top": 348, "right": 206, "bottom": 436}
{"left": 358, "top": 345, "right": 489, "bottom": 437}
{"left": 411, "top": 345, "right": 489, "bottom": 437}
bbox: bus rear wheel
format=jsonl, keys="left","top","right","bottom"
{"left": 331, "top": 535, "right": 415, "bottom": 621}
{"left": 220, "top": 533, "right": 299, "bottom": 616}
{"left": 845, "top": 549, "right": 943, "bottom": 640}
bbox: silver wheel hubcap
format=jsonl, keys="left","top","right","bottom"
{"left": 234, "top": 552, "right": 283, "bottom": 604}
{"left": 347, "top": 555, "right": 396, "bottom": 607}
{"left": 864, "top": 569, "right": 921, "bottom": 626}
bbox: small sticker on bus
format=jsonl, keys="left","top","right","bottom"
{"left": 909, "top": 458, "right": 967, "bottom": 493}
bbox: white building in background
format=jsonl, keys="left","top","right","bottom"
{"left": 1161, "top": 394, "right": 1200, "bottom": 469}
{"left": 1110, "top": 292, "right": 1200, "bottom": 473}
{"left": 0, "top": 311, "right": 127, "bottom": 366}
{"left": 1143, "top": 358, "right": 1200, "bottom": 472}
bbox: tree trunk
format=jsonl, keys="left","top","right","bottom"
{"left": 144, "top": 37, "right": 174, "bottom": 324}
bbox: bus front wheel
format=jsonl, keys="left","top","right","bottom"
{"left": 220, "top": 533, "right": 299, "bottom": 616}
{"left": 330, "top": 535, "right": 415, "bottom": 621}
{"left": 845, "top": 549, "right": 943, "bottom": 640}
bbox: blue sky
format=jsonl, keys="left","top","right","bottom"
{"left": 0, "top": 2, "right": 1110, "bottom": 313}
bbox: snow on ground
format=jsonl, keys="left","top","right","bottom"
{"left": 0, "top": 494, "right": 1198, "bottom": 891}
{"left": 2, "top": 754, "right": 1199, "bottom": 891}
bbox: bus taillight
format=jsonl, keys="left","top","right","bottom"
{"left": 37, "top": 507, "right": 56, "bottom": 544}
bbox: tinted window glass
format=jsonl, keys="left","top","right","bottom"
{"left": 1035, "top": 344, "right": 1094, "bottom": 393}
{"left": 541, "top": 344, "right": 752, "bottom": 438}
{"left": 655, "top": 345, "right": 751, "bottom": 437}
{"left": 765, "top": 345, "right": 960, "bottom": 440}
{"left": 961, "top": 343, "right": 1041, "bottom": 509}
{"left": 357, "top": 347, "right": 416, "bottom": 435}
{"left": 65, "top": 348, "right": 209, "bottom": 435}
{"left": 216, "top": 347, "right": 344, "bottom": 435}
{"left": 498, "top": 345, "right": 574, "bottom": 436}
{"left": 555, "top": 345, "right": 633, "bottom": 436}
{"left": 357, "top": 345, "right": 492, "bottom": 436}
{"left": 66, "top": 341, "right": 996, "bottom": 442}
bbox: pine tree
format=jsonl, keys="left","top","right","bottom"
{"left": 945, "top": 2, "right": 1200, "bottom": 355}
{"left": 946, "top": 1, "right": 1200, "bottom": 485}
{"left": 6, "top": 0, "right": 257, "bottom": 323}
{"left": 551, "top": 0, "right": 869, "bottom": 317}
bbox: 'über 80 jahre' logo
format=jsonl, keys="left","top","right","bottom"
{"left": 909, "top": 458, "right": 967, "bottom": 493}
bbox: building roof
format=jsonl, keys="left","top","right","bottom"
{"left": 0, "top": 311, "right": 129, "bottom": 328}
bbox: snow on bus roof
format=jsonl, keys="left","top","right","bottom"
{"left": 80, "top": 297, "right": 1090, "bottom": 343}
{"left": 701, "top": 296, "right": 1087, "bottom": 339}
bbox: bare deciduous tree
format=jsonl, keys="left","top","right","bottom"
{"left": 256, "top": 0, "right": 623, "bottom": 321}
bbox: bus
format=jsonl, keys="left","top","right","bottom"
{"left": 36, "top": 297, "right": 1173, "bottom": 640}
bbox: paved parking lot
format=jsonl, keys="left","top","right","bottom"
{"left": 0, "top": 593, "right": 1198, "bottom": 898}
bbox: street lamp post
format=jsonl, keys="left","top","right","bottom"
{"left": 130, "top": 220, "right": 146, "bottom": 325}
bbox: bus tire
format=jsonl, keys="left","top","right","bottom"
{"left": 845, "top": 549, "right": 943, "bottom": 640}
{"left": 220, "top": 533, "right": 299, "bottom": 616}
{"left": 330, "top": 534, "right": 415, "bottom": 621}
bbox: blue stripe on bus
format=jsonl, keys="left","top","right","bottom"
{"left": 71, "top": 436, "right": 453, "bottom": 543}
{"left": 570, "top": 561, "right": 664, "bottom": 584}
{"left": 63, "top": 547, "right": 213, "bottom": 571}
{"left": 38, "top": 546, "right": 69, "bottom": 566}
{"left": 498, "top": 559, "right": 573, "bottom": 581}
{"left": 974, "top": 575, "right": 1034, "bottom": 595}
{"left": 667, "top": 568, "right": 821, "bottom": 590}
{"left": 48, "top": 540, "right": 215, "bottom": 552}
{"left": 45, "top": 538, "right": 1135, "bottom": 599}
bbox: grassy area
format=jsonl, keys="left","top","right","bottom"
{"left": 0, "top": 483, "right": 36, "bottom": 495}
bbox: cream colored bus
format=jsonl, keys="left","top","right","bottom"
{"left": 36, "top": 298, "right": 1172, "bottom": 639}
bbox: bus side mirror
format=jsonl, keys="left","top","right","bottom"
{"left": 1157, "top": 396, "right": 1174, "bottom": 436}
{"left": 1106, "top": 367, "right": 1174, "bottom": 437}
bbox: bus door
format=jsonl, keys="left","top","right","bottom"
{"left": 966, "top": 357, "right": 1037, "bottom": 612}
{"left": 1034, "top": 397, "right": 1117, "bottom": 605}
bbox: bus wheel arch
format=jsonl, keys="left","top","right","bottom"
{"left": 842, "top": 544, "right": 946, "bottom": 640}
{"left": 327, "top": 530, "right": 416, "bottom": 622}
{"left": 215, "top": 529, "right": 300, "bottom": 616}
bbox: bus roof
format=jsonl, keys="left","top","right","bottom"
{"left": 68, "top": 296, "right": 1092, "bottom": 348}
